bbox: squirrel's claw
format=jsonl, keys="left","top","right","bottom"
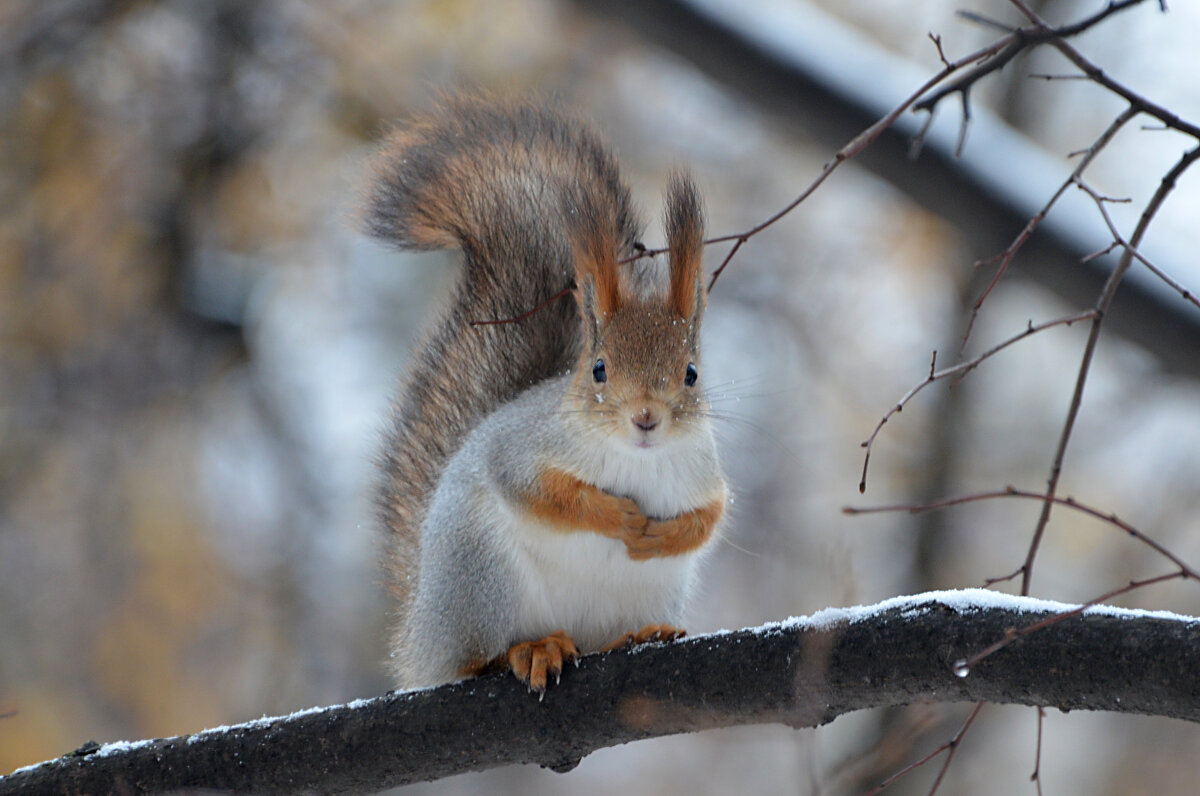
{"left": 601, "top": 623, "right": 687, "bottom": 651}
{"left": 506, "top": 631, "right": 579, "bottom": 694}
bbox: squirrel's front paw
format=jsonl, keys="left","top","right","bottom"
{"left": 602, "top": 623, "right": 686, "bottom": 651}
{"left": 615, "top": 496, "right": 649, "bottom": 535}
{"left": 624, "top": 506, "right": 718, "bottom": 560}
{"left": 592, "top": 495, "right": 648, "bottom": 544}
{"left": 623, "top": 517, "right": 692, "bottom": 559}
{"left": 506, "top": 631, "right": 579, "bottom": 694}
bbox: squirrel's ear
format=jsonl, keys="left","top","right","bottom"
{"left": 570, "top": 193, "right": 623, "bottom": 334}
{"left": 666, "top": 171, "right": 706, "bottom": 324}
{"left": 575, "top": 271, "right": 606, "bottom": 345}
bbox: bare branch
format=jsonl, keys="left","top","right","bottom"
{"left": 4, "top": 597, "right": 1199, "bottom": 795}
{"left": 708, "top": 237, "right": 745, "bottom": 292}
{"left": 928, "top": 32, "right": 951, "bottom": 69}
{"left": 958, "top": 105, "right": 1138, "bottom": 350}
{"left": 911, "top": 37, "right": 1023, "bottom": 119}
{"left": 857, "top": 312, "right": 1097, "bottom": 493}
{"left": 1008, "top": 0, "right": 1200, "bottom": 140}
{"left": 626, "top": 31, "right": 1025, "bottom": 283}
{"left": 1043, "top": 0, "right": 1156, "bottom": 37}
{"left": 470, "top": 283, "right": 573, "bottom": 327}
{"left": 911, "top": 0, "right": 1150, "bottom": 125}
{"left": 959, "top": 571, "right": 1188, "bottom": 671}
{"left": 955, "top": 10, "right": 1016, "bottom": 34}
{"left": 865, "top": 703, "right": 985, "bottom": 795}
{"left": 1028, "top": 72, "right": 1091, "bottom": 81}
{"left": 926, "top": 702, "right": 985, "bottom": 795}
{"left": 1019, "top": 143, "right": 1200, "bottom": 594}
{"left": 954, "top": 91, "right": 972, "bottom": 158}
{"left": 1074, "top": 178, "right": 1200, "bottom": 310}
{"left": 1032, "top": 707, "right": 1046, "bottom": 796}
{"left": 845, "top": 486, "right": 1200, "bottom": 580}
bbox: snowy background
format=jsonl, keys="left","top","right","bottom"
{"left": 2, "top": 1, "right": 1199, "bottom": 793}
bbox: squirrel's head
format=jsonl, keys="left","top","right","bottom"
{"left": 566, "top": 172, "right": 710, "bottom": 451}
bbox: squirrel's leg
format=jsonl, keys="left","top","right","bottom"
{"left": 623, "top": 495, "right": 725, "bottom": 560}
{"left": 524, "top": 467, "right": 648, "bottom": 542}
{"left": 601, "top": 623, "right": 687, "bottom": 651}
{"left": 506, "top": 631, "right": 579, "bottom": 693}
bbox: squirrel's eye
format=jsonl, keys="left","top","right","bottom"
{"left": 592, "top": 359, "right": 607, "bottom": 383}
{"left": 684, "top": 362, "right": 698, "bottom": 387}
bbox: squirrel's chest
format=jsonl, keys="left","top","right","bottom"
{"left": 589, "top": 438, "right": 722, "bottom": 520}
{"left": 505, "top": 520, "right": 697, "bottom": 652}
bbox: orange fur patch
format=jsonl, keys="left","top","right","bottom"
{"left": 624, "top": 495, "right": 724, "bottom": 560}
{"left": 526, "top": 468, "right": 648, "bottom": 539}
{"left": 526, "top": 468, "right": 722, "bottom": 560}
{"left": 570, "top": 188, "right": 623, "bottom": 319}
{"left": 576, "top": 246, "right": 621, "bottom": 319}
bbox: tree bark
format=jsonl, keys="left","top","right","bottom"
{"left": 4, "top": 594, "right": 1197, "bottom": 795}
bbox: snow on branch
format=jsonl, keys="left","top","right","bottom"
{"left": 3, "top": 591, "right": 1197, "bottom": 795}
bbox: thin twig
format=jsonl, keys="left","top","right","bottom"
{"left": 624, "top": 32, "right": 1031, "bottom": 288}
{"left": 470, "top": 284, "right": 573, "bottom": 327}
{"left": 862, "top": 703, "right": 985, "bottom": 795}
{"left": 956, "top": 10, "right": 1016, "bottom": 34}
{"left": 819, "top": 704, "right": 942, "bottom": 795}
{"left": 982, "top": 566, "right": 1024, "bottom": 588}
{"left": 926, "top": 702, "right": 985, "bottom": 794}
{"left": 1054, "top": 47, "right": 1200, "bottom": 140}
{"left": 1006, "top": 0, "right": 1200, "bottom": 140}
{"left": 845, "top": 486, "right": 1200, "bottom": 579}
{"left": 912, "top": 0, "right": 1150, "bottom": 121}
{"left": 857, "top": 311, "right": 1096, "bottom": 492}
{"left": 958, "top": 105, "right": 1137, "bottom": 351}
{"left": 1028, "top": 72, "right": 1090, "bottom": 80}
{"left": 928, "top": 32, "right": 951, "bottom": 69}
{"left": 595, "top": 1, "right": 1179, "bottom": 314}
{"left": 708, "top": 238, "right": 745, "bottom": 292}
{"left": 960, "top": 570, "right": 1188, "bottom": 670}
{"left": 1031, "top": 707, "right": 1045, "bottom": 796}
{"left": 1080, "top": 241, "right": 1119, "bottom": 263}
{"left": 1074, "top": 178, "right": 1200, "bottom": 310}
{"left": 1018, "top": 144, "right": 1200, "bottom": 595}
{"left": 912, "top": 38, "right": 1024, "bottom": 117}
{"left": 1042, "top": 0, "right": 1152, "bottom": 38}
{"left": 853, "top": 3, "right": 1194, "bottom": 792}
{"left": 954, "top": 91, "right": 972, "bottom": 158}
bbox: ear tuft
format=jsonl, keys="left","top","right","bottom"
{"left": 665, "top": 171, "right": 706, "bottom": 321}
{"left": 569, "top": 187, "right": 623, "bottom": 324}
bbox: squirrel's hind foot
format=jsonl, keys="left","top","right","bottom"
{"left": 602, "top": 623, "right": 687, "bottom": 651}
{"left": 506, "top": 631, "right": 579, "bottom": 694}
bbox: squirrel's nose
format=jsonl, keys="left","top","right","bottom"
{"left": 632, "top": 408, "right": 660, "bottom": 432}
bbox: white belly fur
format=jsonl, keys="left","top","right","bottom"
{"left": 504, "top": 510, "right": 697, "bottom": 652}
{"left": 490, "top": 406, "right": 721, "bottom": 652}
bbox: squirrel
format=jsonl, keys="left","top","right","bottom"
{"left": 364, "top": 96, "right": 728, "bottom": 692}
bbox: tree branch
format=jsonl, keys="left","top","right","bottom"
{"left": 1019, "top": 143, "right": 1200, "bottom": 594}
{"left": 4, "top": 593, "right": 1198, "bottom": 795}
{"left": 956, "top": 105, "right": 1138, "bottom": 350}
{"left": 575, "top": 0, "right": 1200, "bottom": 377}
{"left": 911, "top": 0, "right": 1151, "bottom": 119}
{"left": 856, "top": 310, "right": 1097, "bottom": 493}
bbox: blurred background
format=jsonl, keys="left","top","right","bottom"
{"left": 2, "top": 0, "right": 1199, "bottom": 793}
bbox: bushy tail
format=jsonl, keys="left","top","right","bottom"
{"left": 365, "top": 96, "right": 643, "bottom": 608}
